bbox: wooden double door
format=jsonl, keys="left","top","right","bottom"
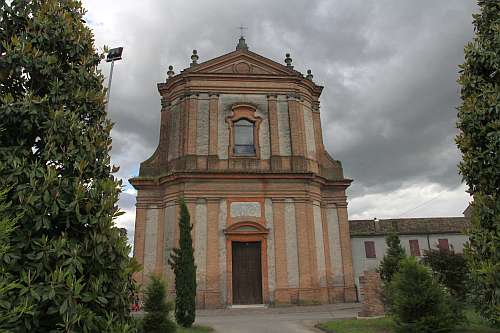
{"left": 232, "top": 241, "right": 263, "bottom": 304}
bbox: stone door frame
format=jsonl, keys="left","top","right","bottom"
{"left": 224, "top": 221, "right": 269, "bottom": 306}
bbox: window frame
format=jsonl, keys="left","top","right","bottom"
{"left": 226, "top": 104, "right": 262, "bottom": 159}
{"left": 364, "top": 241, "right": 376, "bottom": 259}
{"left": 438, "top": 238, "right": 449, "bottom": 252}
{"left": 409, "top": 239, "right": 421, "bottom": 257}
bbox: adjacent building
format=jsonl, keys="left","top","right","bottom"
{"left": 350, "top": 214, "right": 470, "bottom": 299}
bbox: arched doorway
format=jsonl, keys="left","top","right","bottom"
{"left": 224, "top": 221, "right": 269, "bottom": 305}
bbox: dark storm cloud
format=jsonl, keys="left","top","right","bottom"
{"left": 85, "top": 0, "right": 476, "bottom": 225}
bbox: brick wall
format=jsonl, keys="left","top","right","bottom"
{"left": 358, "top": 271, "right": 384, "bottom": 318}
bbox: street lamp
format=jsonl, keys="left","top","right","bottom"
{"left": 105, "top": 46, "right": 123, "bottom": 110}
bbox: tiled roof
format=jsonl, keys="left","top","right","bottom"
{"left": 349, "top": 217, "right": 470, "bottom": 236}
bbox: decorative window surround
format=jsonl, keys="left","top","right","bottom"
{"left": 226, "top": 104, "right": 262, "bottom": 159}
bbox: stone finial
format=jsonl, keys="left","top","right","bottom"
{"left": 190, "top": 49, "right": 199, "bottom": 67}
{"left": 167, "top": 65, "right": 175, "bottom": 79}
{"left": 284, "top": 53, "right": 293, "bottom": 68}
{"left": 306, "top": 69, "right": 313, "bottom": 80}
{"left": 236, "top": 36, "right": 249, "bottom": 51}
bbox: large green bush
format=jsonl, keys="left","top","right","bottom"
{"left": 378, "top": 233, "right": 406, "bottom": 284}
{"left": 169, "top": 199, "right": 196, "bottom": 328}
{"left": 422, "top": 249, "right": 468, "bottom": 300}
{"left": 0, "top": 187, "right": 33, "bottom": 329}
{"left": 0, "top": 1, "right": 137, "bottom": 331}
{"left": 386, "top": 257, "right": 464, "bottom": 333}
{"left": 143, "top": 275, "right": 176, "bottom": 333}
{"left": 456, "top": 0, "right": 499, "bottom": 326}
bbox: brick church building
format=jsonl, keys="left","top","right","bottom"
{"left": 130, "top": 37, "right": 357, "bottom": 308}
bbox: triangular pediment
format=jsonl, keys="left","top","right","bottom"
{"left": 185, "top": 50, "right": 298, "bottom": 77}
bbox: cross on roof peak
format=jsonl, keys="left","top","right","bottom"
{"left": 236, "top": 25, "right": 249, "bottom": 51}
{"left": 238, "top": 25, "right": 248, "bottom": 38}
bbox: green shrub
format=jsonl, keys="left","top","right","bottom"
{"left": 378, "top": 233, "right": 406, "bottom": 283}
{"left": 422, "top": 249, "right": 468, "bottom": 300}
{"left": 386, "top": 257, "right": 464, "bottom": 333}
{"left": 143, "top": 275, "right": 176, "bottom": 333}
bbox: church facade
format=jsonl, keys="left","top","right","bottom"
{"left": 130, "top": 38, "right": 356, "bottom": 308}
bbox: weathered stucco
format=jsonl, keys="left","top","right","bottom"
{"left": 284, "top": 199, "right": 299, "bottom": 288}
{"left": 144, "top": 207, "right": 159, "bottom": 276}
{"left": 196, "top": 94, "right": 210, "bottom": 155}
{"left": 265, "top": 198, "right": 276, "bottom": 300}
{"left": 327, "top": 207, "right": 344, "bottom": 285}
{"left": 313, "top": 202, "right": 327, "bottom": 287}
{"left": 195, "top": 200, "right": 208, "bottom": 290}
{"left": 163, "top": 202, "right": 176, "bottom": 284}
{"left": 277, "top": 95, "right": 292, "bottom": 156}
{"left": 168, "top": 99, "right": 181, "bottom": 161}
{"left": 302, "top": 101, "right": 316, "bottom": 160}
{"left": 218, "top": 199, "right": 227, "bottom": 304}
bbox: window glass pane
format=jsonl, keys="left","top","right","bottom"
{"left": 234, "top": 145, "right": 255, "bottom": 155}
{"left": 234, "top": 119, "right": 255, "bottom": 155}
{"left": 235, "top": 125, "right": 253, "bottom": 145}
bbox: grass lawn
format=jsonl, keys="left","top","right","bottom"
{"left": 177, "top": 325, "right": 214, "bottom": 333}
{"left": 317, "top": 310, "right": 500, "bottom": 333}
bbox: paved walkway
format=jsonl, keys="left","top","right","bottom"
{"left": 195, "top": 303, "right": 361, "bottom": 333}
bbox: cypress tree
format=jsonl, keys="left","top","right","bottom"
{"left": 169, "top": 198, "right": 196, "bottom": 328}
{"left": 456, "top": 0, "right": 499, "bottom": 326}
{"left": 378, "top": 233, "right": 406, "bottom": 283}
{"left": 0, "top": 1, "right": 137, "bottom": 331}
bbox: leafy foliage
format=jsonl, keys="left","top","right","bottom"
{"left": 422, "top": 249, "right": 468, "bottom": 300}
{"left": 377, "top": 233, "right": 406, "bottom": 283}
{"left": 386, "top": 257, "right": 464, "bottom": 333}
{"left": 169, "top": 199, "right": 196, "bottom": 328}
{"left": 0, "top": 187, "right": 34, "bottom": 329}
{"left": 0, "top": 1, "right": 137, "bottom": 331}
{"left": 456, "top": 0, "right": 500, "bottom": 326}
{"left": 143, "top": 275, "right": 176, "bottom": 333}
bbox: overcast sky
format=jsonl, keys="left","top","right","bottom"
{"left": 82, "top": 0, "right": 477, "bottom": 246}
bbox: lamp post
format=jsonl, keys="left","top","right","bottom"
{"left": 105, "top": 47, "right": 123, "bottom": 111}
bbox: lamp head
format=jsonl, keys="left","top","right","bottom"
{"left": 106, "top": 47, "right": 123, "bottom": 62}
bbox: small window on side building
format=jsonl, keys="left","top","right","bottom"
{"left": 364, "top": 241, "right": 376, "bottom": 258}
{"left": 409, "top": 239, "right": 421, "bottom": 256}
{"left": 438, "top": 238, "right": 449, "bottom": 252}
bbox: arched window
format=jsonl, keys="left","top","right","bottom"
{"left": 234, "top": 119, "right": 255, "bottom": 156}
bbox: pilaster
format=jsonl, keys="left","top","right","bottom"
{"left": 208, "top": 93, "right": 219, "bottom": 156}
{"left": 294, "top": 200, "right": 313, "bottom": 299}
{"left": 312, "top": 101, "right": 325, "bottom": 160}
{"left": 133, "top": 206, "right": 147, "bottom": 285}
{"left": 271, "top": 199, "right": 289, "bottom": 303}
{"left": 205, "top": 198, "right": 221, "bottom": 308}
{"left": 267, "top": 95, "right": 280, "bottom": 156}
{"left": 187, "top": 94, "right": 198, "bottom": 155}
{"left": 154, "top": 207, "right": 166, "bottom": 276}
{"left": 159, "top": 100, "right": 171, "bottom": 164}
{"left": 287, "top": 95, "right": 305, "bottom": 157}
{"left": 336, "top": 202, "right": 357, "bottom": 302}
